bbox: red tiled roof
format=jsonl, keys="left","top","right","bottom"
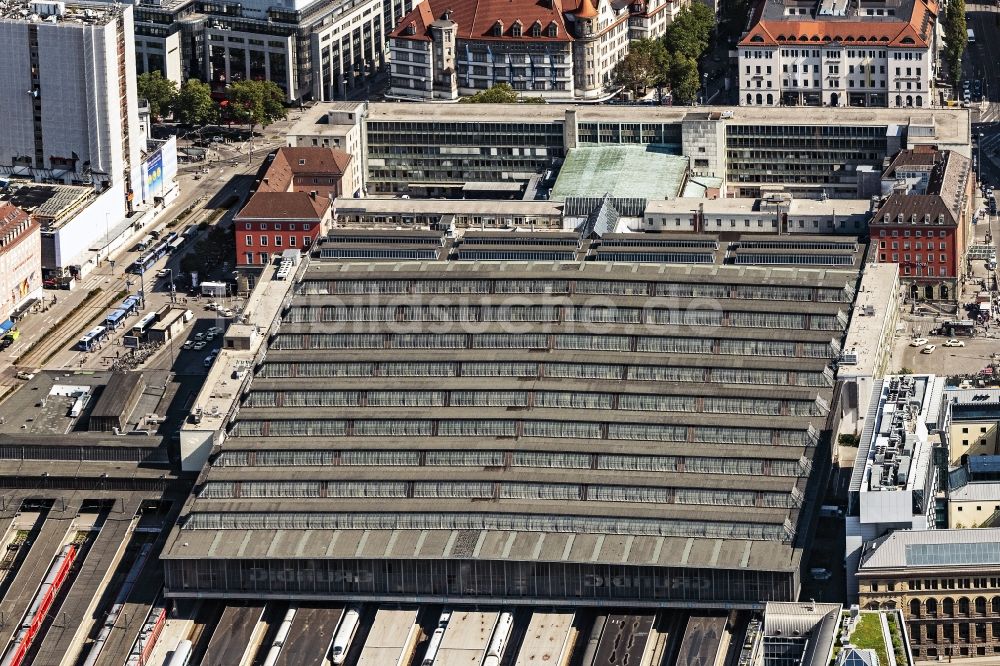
{"left": 236, "top": 192, "right": 327, "bottom": 221}
{"left": 0, "top": 203, "right": 29, "bottom": 230}
{"left": 391, "top": 0, "right": 573, "bottom": 42}
{"left": 739, "top": 0, "right": 936, "bottom": 47}
{"left": 259, "top": 147, "right": 352, "bottom": 193}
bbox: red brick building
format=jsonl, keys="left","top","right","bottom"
{"left": 235, "top": 147, "right": 352, "bottom": 266}
{"left": 870, "top": 148, "right": 973, "bottom": 302}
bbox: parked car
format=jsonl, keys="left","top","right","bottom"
{"left": 182, "top": 340, "right": 194, "bottom": 350}
{"left": 194, "top": 332, "right": 205, "bottom": 341}
{"left": 810, "top": 567, "right": 832, "bottom": 581}
{"left": 910, "top": 337, "right": 928, "bottom": 346}
{"left": 921, "top": 344, "right": 937, "bottom": 354}
{"left": 944, "top": 339, "right": 966, "bottom": 347}
{"left": 15, "top": 371, "right": 34, "bottom": 380}
{"left": 193, "top": 341, "right": 206, "bottom": 351}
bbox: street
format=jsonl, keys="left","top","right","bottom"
{"left": 0, "top": 109, "right": 307, "bottom": 399}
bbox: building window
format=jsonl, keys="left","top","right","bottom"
{"left": 260, "top": 236, "right": 268, "bottom": 246}
{"left": 245, "top": 235, "right": 253, "bottom": 246}
{"left": 289, "top": 236, "right": 297, "bottom": 246}
{"left": 275, "top": 236, "right": 282, "bottom": 247}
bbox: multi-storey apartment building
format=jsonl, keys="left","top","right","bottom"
{"left": 0, "top": 203, "right": 41, "bottom": 324}
{"left": 387, "top": 0, "right": 685, "bottom": 101}
{"left": 738, "top": 0, "right": 938, "bottom": 108}
{"left": 869, "top": 148, "right": 972, "bottom": 301}
{"left": 130, "top": 0, "right": 415, "bottom": 101}
{"left": 0, "top": 0, "right": 142, "bottom": 195}
{"left": 235, "top": 147, "right": 350, "bottom": 265}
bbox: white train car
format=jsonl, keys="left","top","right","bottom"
{"left": 329, "top": 608, "right": 361, "bottom": 665}
{"left": 482, "top": 612, "right": 514, "bottom": 666}
{"left": 356, "top": 608, "right": 420, "bottom": 666}
{"left": 514, "top": 612, "right": 575, "bottom": 666}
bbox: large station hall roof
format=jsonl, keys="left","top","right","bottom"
{"left": 164, "top": 258, "right": 858, "bottom": 606}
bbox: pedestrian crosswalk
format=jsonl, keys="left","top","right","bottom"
{"left": 980, "top": 102, "right": 1000, "bottom": 124}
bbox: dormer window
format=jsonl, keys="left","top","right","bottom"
{"left": 493, "top": 20, "right": 503, "bottom": 36}
{"left": 511, "top": 20, "right": 522, "bottom": 37}
{"left": 531, "top": 20, "right": 542, "bottom": 37}
{"left": 404, "top": 21, "right": 416, "bottom": 35}
{"left": 547, "top": 22, "right": 558, "bottom": 37}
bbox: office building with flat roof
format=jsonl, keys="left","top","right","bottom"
{"left": 288, "top": 102, "right": 970, "bottom": 199}
{"left": 129, "top": 0, "right": 415, "bottom": 101}
{"left": 846, "top": 374, "right": 945, "bottom": 599}
{"left": 0, "top": 0, "right": 142, "bottom": 197}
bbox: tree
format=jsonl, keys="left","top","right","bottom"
{"left": 663, "top": 4, "right": 716, "bottom": 61}
{"left": 173, "top": 79, "right": 218, "bottom": 126}
{"left": 629, "top": 38, "right": 673, "bottom": 86}
{"left": 942, "top": 0, "right": 967, "bottom": 85}
{"left": 225, "top": 80, "right": 287, "bottom": 130}
{"left": 669, "top": 54, "right": 702, "bottom": 104}
{"left": 459, "top": 83, "right": 546, "bottom": 103}
{"left": 136, "top": 71, "right": 177, "bottom": 122}
{"left": 613, "top": 51, "right": 660, "bottom": 98}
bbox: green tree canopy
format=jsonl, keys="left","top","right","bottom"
{"left": 669, "top": 55, "right": 702, "bottom": 104}
{"left": 663, "top": 4, "right": 716, "bottom": 61}
{"left": 459, "top": 83, "right": 546, "bottom": 103}
{"left": 225, "top": 80, "right": 287, "bottom": 129}
{"left": 173, "top": 79, "right": 218, "bottom": 126}
{"left": 613, "top": 41, "right": 675, "bottom": 98}
{"left": 629, "top": 38, "right": 673, "bottom": 86}
{"left": 942, "top": 0, "right": 967, "bottom": 85}
{"left": 136, "top": 71, "right": 177, "bottom": 122}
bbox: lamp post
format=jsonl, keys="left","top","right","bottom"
{"left": 703, "top": 72, "right": 709, "bottom": 105}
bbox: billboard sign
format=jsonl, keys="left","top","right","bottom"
{"left": 123, "top": 335, "right": 140, "bottom": 349}
{"left": 143, "top": 150, "right": 164, "bottom": 202}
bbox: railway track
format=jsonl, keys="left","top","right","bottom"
{"left": 13, "top": 285, "right": 116, "bottom": 370}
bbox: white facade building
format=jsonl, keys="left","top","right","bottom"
{"left": 846, "top": 374, "right": 945, "bottom": 601}
{"left": 738, "top": 0, "right": 938, "bottom": 108}
{"left": 388, "top": 0, "right": 686, "bottom": 101}
{"left": 0, "top": 0, "right": 142, "bottom": 195}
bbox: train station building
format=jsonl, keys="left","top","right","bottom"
{"left": 159, "top": 231, "right": 875, "bottom": 608}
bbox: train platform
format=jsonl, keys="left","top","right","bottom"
{"left": 33, "top": 509, "right": 139, "bottom": 664}
{"left": 200, "top": 603, "right": 265, "bottom": 666}
{"left": 0, "top": 502, "right": 77, "bottom": 640}
{"left": 273, "top": 605, "right": 343, "bottom": 666}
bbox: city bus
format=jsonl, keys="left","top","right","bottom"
{"left": 78, "top": 326, "right": 108, "bottom": 352}
{"left": 968, "top": 28, "right": 976, "bottom": 44}
{"left": 132, "top": 312, "right": 157, "bottom": 337}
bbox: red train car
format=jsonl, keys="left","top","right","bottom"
{"left": 0, "top": 544, "right": 77, "bottom": 666}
